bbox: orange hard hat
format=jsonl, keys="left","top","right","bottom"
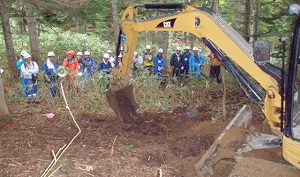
{"left": 69, "top": 50, "right": 76, "bottom": 57}
{"left": 65, "top": 51, "right": 71, "bottom": 57}
{"left": 66, "top": 50, "right": 76, "bottom": 57}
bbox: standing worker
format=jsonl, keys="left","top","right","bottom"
{"left": 63, "top": 50, "right": 78, "bottom": 80}
{"left": 76, "top": 52, "right": 84, "bottom": 73}
{"left": 153, "top": 48, "right": 165, "bottom": 80}
{"left": 143, "top": 45, "right": 154, "bottom": 74}
{"left": 106, "top": 50, "right": 115, "bottom": 68}
{"left": 132, "top": 51, "right": 143, "bottom": 75}
{"left": 208, "top": 53, "right": 222, "bottom": 84}
{"left": 189, "top": 47, "right": 206, "bottom": 79}
{"left": 82, "top": 51, "right": 96, "bottom": 78}
{"left": 170, "top": 46, "right": 182, "bottom": 78}
{"left": 41, "top": 51, "right": 60, "bottom": 97}
{"left": 20, "top": 53, "right": 39, "bottom": 103}
{"left": 98, "top": 53, "right": 112, "bottom": 90}
{"left": 180, "top": 46, "right": 191, "bottom": 79}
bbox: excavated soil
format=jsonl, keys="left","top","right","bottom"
{"left": 0, "top": 87, "right": 296, "bottom": 177}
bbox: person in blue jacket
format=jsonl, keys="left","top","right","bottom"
{"left": 82, "top": 51, "right": 96, "bottom": 78}
{"left": 41, "top": 51, "right": 60, "bottom": 97}
{"left": 180, "top": 46, "right": 191, "bottom": 79}
{"left": 98, "top": 53, "right": 112, "bottom": 89}
{"left": 16, "top": 50, "right": 28, "bottom": 95}
{"left": 153, "top": 48, "right": 165, "bottom": 80}
{"left": 98, "top": 53, "right": 112, "bottom": 74}
{"left": 189, "top": 47, "right": 206, "bottom": 79}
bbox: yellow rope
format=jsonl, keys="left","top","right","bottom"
{"left": 41, "top": 81, "right": 81, "bottom": 177}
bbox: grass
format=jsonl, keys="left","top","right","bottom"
{"left": 2, "top": 63, "right": 247, "bottom": 120}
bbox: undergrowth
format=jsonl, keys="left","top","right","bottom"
{"left": 2, "top": 60, "right": 252, "bottom": 121}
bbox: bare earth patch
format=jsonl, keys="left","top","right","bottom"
{"left": 1, "top": 87, "right": 293, "bottom": 177}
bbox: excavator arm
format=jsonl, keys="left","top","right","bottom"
{"left": 107, "top": 3, "right": 282, "bottom": 130}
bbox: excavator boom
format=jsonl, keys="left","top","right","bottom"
{"left": 107, "top": 3, "right": 282, "bottom": 130}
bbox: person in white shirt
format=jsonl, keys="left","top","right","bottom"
{"left": 20, "top": 53, "right": 39, "bottom": 103}
{"left": 132, "top": 51, "right": 143, "bottom": 74}
{"left": 106, "top": 50, "right": 115, "bottom": 68}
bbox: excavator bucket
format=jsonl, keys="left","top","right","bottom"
{"left": 106, "top": 84, "right": 139, "bottom": 124}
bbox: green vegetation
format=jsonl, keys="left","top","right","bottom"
{"left": 0, "top": 0, "right": 297, "bottom": 119}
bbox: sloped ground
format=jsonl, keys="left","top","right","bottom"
{"left": 0, "top": 87, "right": 281, "bottom": 177}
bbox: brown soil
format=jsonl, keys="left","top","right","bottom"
{"left": 0, "top": 88, "right": 295, "bottom": 177}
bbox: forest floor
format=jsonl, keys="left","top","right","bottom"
{"left": 0, "top": 86, "right": 299, "bottom": 177}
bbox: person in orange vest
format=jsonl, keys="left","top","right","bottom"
{"left": 208, "top": 53, "right": 222, "bottom": 84}
{"left": 63, "top": 50, "right": 78, "bottom": 80}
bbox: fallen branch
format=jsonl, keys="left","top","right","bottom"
{"left": 109, "top": 135, "right": 118, "bottom": 158}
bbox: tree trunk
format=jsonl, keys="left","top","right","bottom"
{"left": 212, "top": 0, "right": 219, "bottom": 14}
{"left": 25, "top": 4, "right": 41, "bottom": 63}
{"left": 0, "top": 0, "right": 17, "bottom": 76}
{"left": 111, "top": 0, "right": 119, "bottom": 50}
{"left": 253, "top": 0, "right": 259, "bottom": 42}
{"left": 244, "top": 0, "right": 251, "bottom": 42}
{"left": 0, "top": 76, "right": 9, "bottom": 116}
{"left": 0, "top": 75, "right": 12, "bottom": 129}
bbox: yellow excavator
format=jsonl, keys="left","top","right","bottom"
{"left": 106, "top": 3, "right": 300, "bottom": 170}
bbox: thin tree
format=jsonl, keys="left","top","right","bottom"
{"left": 0, "top": 0, "right": 17, "bottom": 75}
{"left": 212, "top": 0, "right": 219, "bottom": 13}
{"left": 111, "top": 0, "right": 119, "bottom": 50}
{"left": 25, "top": 3, "right": 41, "bottom": 63}
{"left": 0, "top": 0, "right": 17, "bottom": 122}
{"left": 0, "top": 74, "right": 12, "bottom": 127}
{"left": 253, "top": 0, "right": 259, "bottom": 42}
{"left": 244, "top": 0, "right": 251, "bottom": 42}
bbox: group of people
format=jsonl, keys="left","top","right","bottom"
{"left": 16, "top": 45, "right": 222, "bottom": 103}
{"left": 132, "top": 45, "right": 222, "bottom": 82}
{"left": 132, "top": 46, "right": 166, "bottom": 80}
{"left": 170, "top": 46, "right": 222, "bottom": 83}
{"left": 16, "top": 49, "right": 120, "bottom": 103}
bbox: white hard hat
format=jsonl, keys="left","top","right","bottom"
{"left": 84, "top": 51, "right": 90, "bottom": 55}
{"left": 118, "top": 53, "right": 122, "bottom": 57}
{"left": 158, "top": 48, "right": 163, "bottom": 53}
{"left": 20, "top": 50, "right": 27, "bottom": 56}
{"left": 47, "top": 51, "right": 55, "bottom": 57}
{"left": 103, "top": 53, "right": 110, "bottom": 58}
{"left": 146, "top": 45, "right": 151, "bottom": 49}
{"left": 77, "top": 52, "right": 83, "bottom": 56}
{"left": 106, "top": 50, "right": 112, "bottom": 53}
{"left": 134, "top": 52, "right": 137, "bottom": 56}
{"left": 176, "top": 47, "right": 181, "bottom": 50}
{"left": 24, "top": 53, "right": 31, "bottom": 59}
{"left": 120, "top": 46, "right": 123, "bottom": 50}
{"left": 193, "top": 47, "right": 198, "bottom": 51}
{"left": 289, "top": 4, "right": 300, "bottom": 15}
{"left": 185, "top": 46, "right": 190, "bottom": 50}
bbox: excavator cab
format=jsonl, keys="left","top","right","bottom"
{"left": 252, "top": 4, "right": 300, "bottom": 170}
{"left": 282, "top": 4, "right": 300, "bottom": 169}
